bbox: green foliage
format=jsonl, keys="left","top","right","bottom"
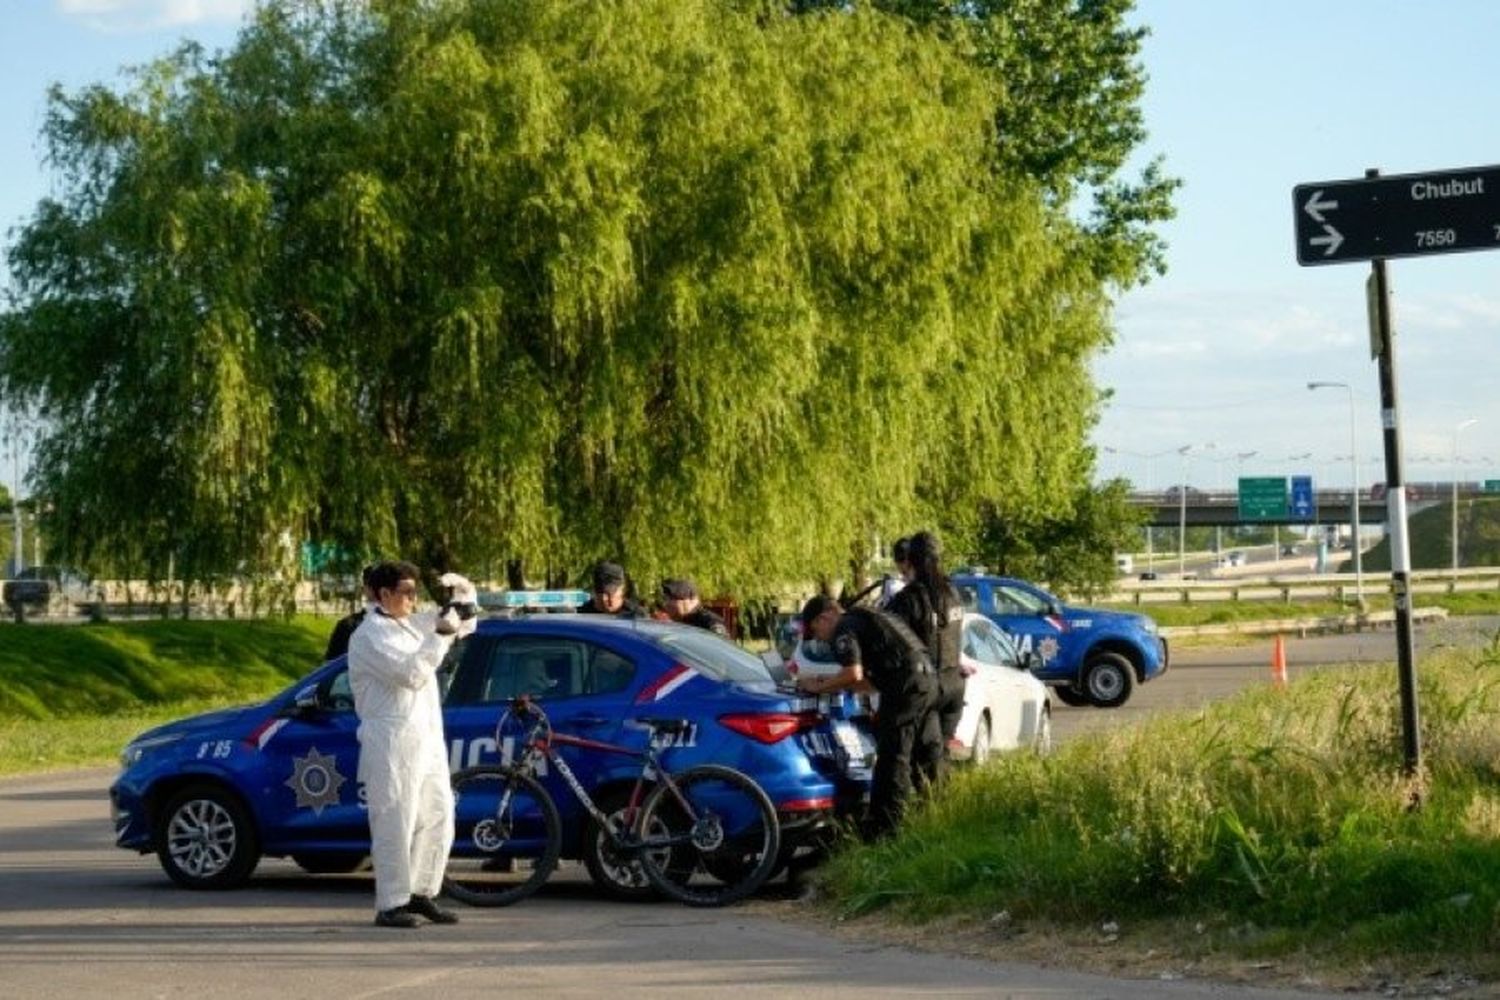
{"left": 790, "top": 0, "right": 1180, "bottom": 288}
{"left": 822, "top": 644, "right": 1500, "bottom": 965}
{"left": 1, "top": 0, "right": 1124, "bottom": 595}
{"left": 1357, "top": 497, "right": 1500, "bottom": 572}
{"left": 974, "top": 475, "right": 1145, "bottom": 595}
{"left": 0, "top": 618, "right": 328, "bottom": 721}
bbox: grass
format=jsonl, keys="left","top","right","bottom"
{"left": 818, "top": 640, "right": 1500, "bottom": 977}
{"left": 0, "top": 617, "right": 330, "bottom": 774}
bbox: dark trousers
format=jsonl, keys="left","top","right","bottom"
{"left": 916, "top": 669, "right": 966, "bottom": 788}
{"left": 866, "top": 676, "right": 941, "bottom": 840}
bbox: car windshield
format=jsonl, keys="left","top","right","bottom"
{"left": 995, "top": 583, "right": 1050, "bottom": 615}
{"left": 654, "top": 628, "right": 775, "bottom": 690}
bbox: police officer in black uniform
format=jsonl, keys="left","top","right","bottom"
{"left": 660, "top": 578, "right": 728, "bottom": 635}
{"left": 578, "top": 560, "right": 646, "bottom": 617}
{"left": 795, "top": 595, "right": 941, "bottom": 839}
{"left": 885, "top": 531, "right": 965, "bottom": 787}
{"left": 324, "top": 564, "right": 377, "bottom": 662}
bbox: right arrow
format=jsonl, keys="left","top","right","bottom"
{"left": 1310, "top": 223, "right": 1344, "bottom": 257}
{"left": 1303, "top": 189, "right": 1339, "bottom": 223}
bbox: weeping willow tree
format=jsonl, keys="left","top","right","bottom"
{"left": 1, "top": 0, "right": 1122, "bottom": 595}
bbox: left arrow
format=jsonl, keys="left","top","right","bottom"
{"left": 1302, "top": 189, "right": 1339, "bottom": 224}
{"left": 1309, "top": 223, "right": 1344, "bottom": 257}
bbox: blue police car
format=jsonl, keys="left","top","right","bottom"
{"left": 951, "top": 573, "right": 1167, "bottom": 709}
{"left": 111, "top": 615, "right": 871, "bottom": 895}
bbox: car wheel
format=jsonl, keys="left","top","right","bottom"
{"left": 155, "top": 783, "right": 260, "bottom": 890}
{"left": 1032, "top": 705, "right": 1052, "bottom": 755}
{"left": 582, "top": 789, "right": 661, "bottom": 901}
{"left": 1082, "top": 651, "right": 1136, "bottom": 709}
{"left": 1053, "top": 685, "right": 1091, "bottom": 707}
{"left": 970, "top": 713, "right": 992, "bottom": 764}
{"left": 291, "top": 853, "right": 367, "bottom": 874}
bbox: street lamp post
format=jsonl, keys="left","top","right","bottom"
{"left": 1453, "top": 418, "right": 1478, "bottom": 576}
{"left": 1104, "top": 446, "right": 1178, "bottom": 574}
{"left": 1175, "top": 444, "right": 1211, "bottom": 579}
{"left": 1308, "top": 382, "right": 1364, "bottom": 609}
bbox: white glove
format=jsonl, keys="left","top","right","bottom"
{"left": 438, "top": 572, "right": 478, "bottom": 604}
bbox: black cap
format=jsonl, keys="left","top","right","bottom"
{"left": 799, "top": 594, "right": 839, "bottom": 627}
{"left": 592, "top": 561, "right": 626, "bottom": 592}
{"left": 661, "top": 578, "right": 698, "bottom": 600}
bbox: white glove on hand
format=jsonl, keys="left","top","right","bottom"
{"left": 438, "top": 572, "right": 478, "bottom": 604}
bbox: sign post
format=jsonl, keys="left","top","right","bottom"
{"left": 1288, "top": 163, "right": 1500, "bottom": 777}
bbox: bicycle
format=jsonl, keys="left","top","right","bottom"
{"left": 443, "top": 696, "right": 781, "bottom": 908}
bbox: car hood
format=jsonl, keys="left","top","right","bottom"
{"left": 126, "top": 702, "right": 268, "bottom": 745}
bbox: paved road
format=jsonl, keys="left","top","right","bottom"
{"left": 10, "top": 617, "right": 1494, "bottom": 998}
{"left": 1051, "top": 614, "right": 1500, "bottom": 745}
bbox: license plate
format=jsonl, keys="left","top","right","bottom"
{"left": 833, "top": 720, "right": 873, "bottom": 774}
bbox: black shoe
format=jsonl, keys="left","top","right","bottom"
{"left": 406, "top": 894, "right": 459, "bottom": 925}
{"left": 374, "top": 906, "right": 421, "bottom": 929}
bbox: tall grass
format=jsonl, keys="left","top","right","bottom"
{"left": 823, "top": 640, "right": 1500, "bottom": 959}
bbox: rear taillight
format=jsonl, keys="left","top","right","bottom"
{"left": 779, "top": 797, "right": 834, "bottom": 812}
{"left": 718, "top": 711, "right": 820, "bottom": 744}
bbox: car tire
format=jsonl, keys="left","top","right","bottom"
{"left": 155, "top": 783, "right": 260, "bottom": 890}
{"left": 1082, "top": 651, "right": 1136, "bottom": 709}
{"left": 970, "top": 713, "right": 992, "bottom": 764}
{"left": 582, "top": 788, "right": 660, "bottom": 901}
{"left": 291, "top": 853, "right": 367, "bottom": 874}
{"left": 1053, "top": 685, "right": 1091, "bottom": 708}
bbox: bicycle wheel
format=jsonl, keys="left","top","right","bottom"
{"left": 444, "top": 766, "right": 561, "bottom": 907}
{"left": 637, "top": 764, "right": 780, "bottom": 907}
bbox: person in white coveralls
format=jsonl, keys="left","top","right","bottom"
{"left": 348, "top": 561, "right": 477, "bottom": 928}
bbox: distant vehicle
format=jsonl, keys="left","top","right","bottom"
{"left": 1114, "top": 554, "right": 1134, "bottom": 575}
{"left": 1137, "top": 571, "right": 1159, "bottom": 581}
{"left": 951, "top": 573, "right": 1168, "bottom": 710}
{"left": 3, "top": 565, "right": 94, "bottom": 615}
{"left": 1281, "top": 544, "right": 1300, "bottom": 557}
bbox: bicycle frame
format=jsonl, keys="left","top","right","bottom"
{"left": 499, "top": 707, "right": 687, "bottom": 854}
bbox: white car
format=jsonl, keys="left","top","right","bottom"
{"left": 788, "top": 612, "right": 1051, "bottom": 761}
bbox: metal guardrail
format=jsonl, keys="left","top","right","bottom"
{"left": 1160, "top": 606, "right": 1449, "bottom": 640}
{"left": 1108, "top": 568, "right": 1500, "bottom": 606}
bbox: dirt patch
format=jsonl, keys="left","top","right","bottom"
{"left": 743, "top": 890, "right": 1497, "bottom": 998}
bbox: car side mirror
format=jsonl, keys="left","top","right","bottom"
{"left": 1023, "top": 651, "right": 1044, "bottom": 672}
{"left": 1046, "top": 601, "right": 1062, "bottom": 617}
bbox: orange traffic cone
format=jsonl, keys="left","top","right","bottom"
{"left": 1270, "top": 635, "right": 1288, "bottom": 688}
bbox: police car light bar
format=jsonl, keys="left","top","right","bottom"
{"left": 477, "top": 589, "right": 591, "bottom": 610}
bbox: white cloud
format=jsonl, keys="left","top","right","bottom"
{"left": 57, "top": 0, "right": 253, "bottom": 31}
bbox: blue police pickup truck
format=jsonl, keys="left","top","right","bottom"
{"left": 950, "top": 573, "right": 1167, "bottom": 709}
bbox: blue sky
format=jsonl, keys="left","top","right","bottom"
{"left": 2, "top": 1, "right": 1498, "bottom": 493}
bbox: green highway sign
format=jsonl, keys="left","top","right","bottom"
{"left": 1238, "top": 477, "right": 1289, "bottom": 521}
{"left": 1486, "top": 480, "right": 1500, "bottom": 493}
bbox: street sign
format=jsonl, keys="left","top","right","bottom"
{"left": 1289, "top": 475, "right": 1315, "bottom": 521}
{"left": 1238, "top": 476, "right": 1288, "bottom": 521}
{"left": 1293, "top": 164, "right": 1500, "bottom": 266}
{"left": 1486, "top": 479, "right": 1500, "bottom": 493}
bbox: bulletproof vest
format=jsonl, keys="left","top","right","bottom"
{"left": 839, "top": 607, "right": 932, "bottom": 695}
{"left": 897, "top": 581, "right": 963, "bottom": 675}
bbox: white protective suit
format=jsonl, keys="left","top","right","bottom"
{"left": 348, "top": 576, "right": 475, "bottom": 912}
